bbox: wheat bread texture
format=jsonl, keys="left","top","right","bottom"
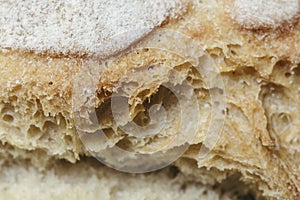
{"left": 0, "top": 0, "right": 300, "bottom": 199}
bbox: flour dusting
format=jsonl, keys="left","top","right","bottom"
{"left": 231, "top": 0, "right": 299, "bottom": 29}
{"left": 0, "top": 0, "right": 183, "bottom": 55}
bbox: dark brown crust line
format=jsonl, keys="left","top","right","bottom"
{"left": 235, "top": 14, "right": 300, "bottom": 39}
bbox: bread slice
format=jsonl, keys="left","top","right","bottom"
{"left": 0, "top": 0, "right": 300, "bottom": 199}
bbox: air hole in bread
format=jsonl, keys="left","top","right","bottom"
{"left": 33, "top": 111, "right": 41, "bottom": 120}
{"left": 42, "top": 121, "right": 57, "bottom": 132}
{"left": 284, "top": 72, "right": 292, "bottom": 78}
{"left": 27, "top": 125, "right": 42, "bottom": 139}
{"left": 227, "top": 44, "right": 242, "bottom": 57}
{"left": 168, "top": 165, "right": 180, "bottom": 179}
{"left": 64, "top": 135, "right": 74, "bottom": 147}
{"left": 275, "top": 60, "right": 291, "bottom": 68}
{"left": 2, "top": 115, "right": 14, "bottom": 123}
{"left": 1, "top": 105, "right": 14, "bottom": 115}
{"left": 1, "top": 105, "right": 16, "bottom": 123}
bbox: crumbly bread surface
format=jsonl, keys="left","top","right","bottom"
{"left": 0, "top": 0, "right": 300, "bottom": 199}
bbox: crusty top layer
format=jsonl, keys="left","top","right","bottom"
{"left": 1, "top": 0, "right": 299, "bottom": 56}
{"left": 231, "top": 0, "right": 299, "bottom": 29}
{"left": 0, "top": 0, "right": 182, "bottom": 56}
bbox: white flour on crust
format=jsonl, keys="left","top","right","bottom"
{"left": 231, "top": 0, "right": 299, "bottom": 29}
{"left": 0, "top": 0, "right": 182, "bottom": 55}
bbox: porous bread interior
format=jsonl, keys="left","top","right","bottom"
{"left": 0, "top": 0, "right": 300, "bottom": 199}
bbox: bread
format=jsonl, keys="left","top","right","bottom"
{"left": 0, "top": 158, "right": 231, "bottom": 200}
{"left": 0, "top": 0, "right": 300, "bottom": 199}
